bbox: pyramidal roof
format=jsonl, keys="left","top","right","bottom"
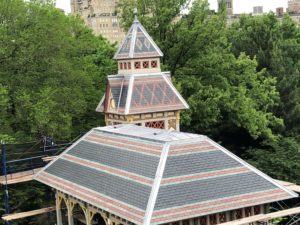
{"left": 34, "top": 124, "right": 297, "bottom": 225}
{"left": 114, "top": 17, "right": 163, "bottom": 60}
{"left": 96, "top": 73, "right": 189, "bottom": 115}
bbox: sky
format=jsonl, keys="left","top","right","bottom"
{"left": 56, "top": 0, "right": 288, "bottom": 14}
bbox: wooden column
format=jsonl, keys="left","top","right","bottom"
{"left": 55, "top": 193, "right": 63, "bottom": 225}
{"left": 81, "top": 205, "right": 96, "bottom": 225}
{"left": 66, "top": 198, "right": 75, "bottom": 225}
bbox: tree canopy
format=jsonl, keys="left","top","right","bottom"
{"left": 0, "top": 0, "right": 116, "bottom": 143}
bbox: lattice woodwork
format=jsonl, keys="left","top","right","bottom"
{"left": 151, "top": 60, "right": 158, "bottom": 68}
{"left": 168, "top": 119, "right": 176, "bottom": 130}
{"left": 134, "top": 61, "right": 141, "bottom": 69}
{"left": 145, "top": 121, "right": 165, "bottom": 129}
{"left": 143, "top": 61, "right": 149, "bottom": 68}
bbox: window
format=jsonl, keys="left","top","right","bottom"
{"left": 172, "top": 222, "right": 179, "bottom": 225}
{"left": 219, "top": 212, "right": 226, "bottom": 223}
{"left": 128, "top": 62, "right": 131, "bottom": 69}
{"left": 145, "top": 121, "right": 165, "bottom": 129}
{"left": 143, "top": 61, "right": 149, "bottom": 68}
{"left": 124, "top": 62, "right": 127, "bottom": 69}
{"left": 134, "top": 61, "right": 141, "bottom": 69}
{"left": 119, "top": 63, "right": 123, "bottom": 70}
{"left": 151, "top": 60, "right": 158, "bottom": 68}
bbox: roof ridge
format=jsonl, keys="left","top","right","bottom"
{"left": 143, "top": 142, "right": 170, "bottom": 225}
{"left": 205, "top": 137, "right": 298, "bottom": 198}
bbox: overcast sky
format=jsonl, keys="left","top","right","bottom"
{"left": 56, "top": 0, "right": 288, "bottom": 14}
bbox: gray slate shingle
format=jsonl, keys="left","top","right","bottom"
{"left": 68, "top": 140, "right": 159, "bottom": 178}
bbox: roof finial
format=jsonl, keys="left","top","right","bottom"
{"left": 134, "top": 7, "right": 138, "bottom": 22}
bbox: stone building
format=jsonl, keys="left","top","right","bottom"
{"left": 34, "top": 13, "right": 298, "bottom": 225}
{"left": 218, "top": 0, "right": 233, "bottom": 16}
{"left": 70, "top": 0, "right": 125, "bottom": 43}
{"left": 288, "top": 0, "right": 300, "bottom": 13}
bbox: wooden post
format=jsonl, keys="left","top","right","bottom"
{"left": 66, "top": 199, "right": 75, "bottom": 225}
{"left": 55, "top": 193, "right": 63, "bottom": 225}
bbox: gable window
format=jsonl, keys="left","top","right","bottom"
{"left": 143, "top": 61, "right": 149, "bottom": 68}
{"left": 151, "top": 60, "right": 158, "bottom": 68}
{"left": 134, "top": 61, "right": 141, "bottom": 69}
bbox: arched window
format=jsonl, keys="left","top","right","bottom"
{"left": 124, "top": 62, "right": 127, "bottom": 69}
{"left": 120, "top": 63, "right": 123, "bottom": 70}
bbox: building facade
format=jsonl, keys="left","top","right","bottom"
{"left": 253, "top": 6, "right": 263, "bottom": 15}
{"left": 218, "top": 0, "right": 233, "bottom": 16}
{"left": 70, "top": 0, "right": 125, "bottom": 43}
{"left": 288, "top": 0, "right": 300, "bottom": 13}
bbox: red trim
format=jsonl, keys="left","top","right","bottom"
{"left": 151, "top": 193, "right": 289, "bottom": 223}
{"left": 85, "top": 137, "right": 162, "bottom": 156}
{"left": 37, "top": 173, "right": 144, "bottom": 221}
{"left": 169, "top": 146, "right": 217, "bottom": 155}
{"left": 152, "top": 189, "right": 284, "bottom": 217}
{"left": 161, "top": 167, "right": 249, "bottom": 185}
{"left": 88, "top": 133, "right": 162, "bottom": 150}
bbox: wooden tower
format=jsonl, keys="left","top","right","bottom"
{"left": 96, "top": 14, "right": 189, "bottom": 131}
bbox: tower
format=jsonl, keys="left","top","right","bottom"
{"left": 70, "top": 0, "right": 125, "bottom": 43}
{"left": 218, "top": 0, "right": 233, "bottom": 16}
{"left": 96, "top": 14, "right": 189, "bottom": 131}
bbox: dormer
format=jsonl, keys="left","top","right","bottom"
{"left": 114, "top": 17, "right": 163, "bottom": 74}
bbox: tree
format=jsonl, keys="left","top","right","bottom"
{"left": 228, "top": 14, "right": 300, "bottom": 140}
{"left": 119, "top": 0, "right": 282, "bottom": 152}
{"left": 0, "top": 0, "right": 116, "bottom": 142}
{"left": 245, "top": 137, "right": 300, "bottom": 184}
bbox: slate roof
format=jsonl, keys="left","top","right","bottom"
{"left": 35, "top": 124, "right": 298, "bottom": 225}
{"left": 114, "top": 17, "right": 163, "bottom": 60}
{"left": 96, "top": 72, "right": 189, "bottom": 115}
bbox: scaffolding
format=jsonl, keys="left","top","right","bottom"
{"left": 0, "top": 135, "right": 81, "bottom": 224}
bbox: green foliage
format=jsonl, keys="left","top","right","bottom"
{"left": 120, "top": 0, "right": 282, "bottom": 145}
{"left": 0, "top": 0, "right": 116, "bottom": 142}
{"left": 228, "top": 13, "right": 300, "bottom": 139}
{"left": 245, "top": 137, "right": 300, "bottom": 184}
